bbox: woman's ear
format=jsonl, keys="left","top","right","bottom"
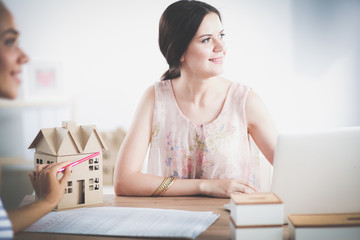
{"left": 180, "top": 55, "right": 184, "bottom": 63}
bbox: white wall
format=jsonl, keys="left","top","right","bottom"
{"left": 3, "top": 0, "right": 360, "bottom": 133}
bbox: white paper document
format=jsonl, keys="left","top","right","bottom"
{"left": 25, "top": 207, "right": 219, "bottom": 239}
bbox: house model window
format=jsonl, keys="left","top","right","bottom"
{"left": 88, "top": 178, "right": 100, "bottom": 191}
{"left": 88, "top": 158, "right": 100, "bottom": 171}
{"left": 29, "top": 121, "right": 108, "bottom": 210}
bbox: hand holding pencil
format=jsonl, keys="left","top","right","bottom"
{"left": 28, "top": 152, "right": 99, "bottom": 207}
{"left": 29, "top": 161, "right": 72, "bottom": 207}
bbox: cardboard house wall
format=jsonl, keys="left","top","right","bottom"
{"left": 29, "top": 121, "right": 108, "bottom": 210}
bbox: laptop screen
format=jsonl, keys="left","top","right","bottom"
{"left": 271, "top": 127, "right": 360, "bottom": 222}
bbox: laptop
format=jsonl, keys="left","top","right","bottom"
{"left": 271, "top": 127, "right": 360, "bottom": 222}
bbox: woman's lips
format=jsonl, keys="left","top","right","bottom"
{"left": 11, "top": 71, "right": 22, "bottom": 84}
{"left": 209, "top": 57, "right": 224, "bottom": 64}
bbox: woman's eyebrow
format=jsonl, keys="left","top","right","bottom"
{"left": 198, "top": 29, "right": 224, "bottom": 39}
{"left": 198, "top": 33, "right": 212, "bottom": 38}
{"left": 0, "top": 28, "right": 19, "bottom": 38}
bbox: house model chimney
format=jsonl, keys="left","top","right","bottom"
{"left": 62, "top": 121, "right": 77, "bottom": 130}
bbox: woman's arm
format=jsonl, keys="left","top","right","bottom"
{"left": 113, "top": 85, "right": 258, "bottom": 197}
{"left": 7, "top": 162, "right": 71, "bottom": 233}
{"left": 246, "top": 90, "right": 278, "bottom": 165}
{"left": 8, "top": 199, "right": 57, "bottom": 233}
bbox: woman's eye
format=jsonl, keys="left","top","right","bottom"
{"left": 5, "top": 38, "right": 16, "bottom": 46}
{"left": 202, "top": 38, "right": 210, "bottom": 43}
{"left": 219, "top": 33, "right": 225, "bottom": 39}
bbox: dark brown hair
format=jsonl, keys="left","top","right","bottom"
{"left": 159, "top": 0, "right": 221, "bottom": 80}
{"left": 0, "top": 1, "right": 10, "bottom": 21}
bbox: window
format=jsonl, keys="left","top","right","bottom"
{"left": 65, "top": 181, "right": 73, "bottom": 194}
{"left": 89, "top": 178, "right": 100, "bottom": 191}
{"left": 88, "top": 157, "right": 100, "bottom": 171}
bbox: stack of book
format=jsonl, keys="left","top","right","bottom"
{"left": 230, "top": 192, "right": 284, "bottom": 240}
{"left": 288, "top": 213, "right": 360, "bottom": 240}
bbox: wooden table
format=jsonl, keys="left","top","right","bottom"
{"left": 14, "top": 194, "right": 289, "bottom": 239}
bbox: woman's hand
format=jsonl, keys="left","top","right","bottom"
{"left": 199, "top": 178, "right": 259, "bottom": 198}
{"left": 28, "top": 161, "right": 72, "bottom": 207}
{"left": 9, "top": 162, "right": 72, "bottom": 233}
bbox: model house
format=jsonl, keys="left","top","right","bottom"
{"left": 29, "top": 121, "right": 108, "bottom": 210}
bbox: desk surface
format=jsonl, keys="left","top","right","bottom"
{"left": 15, "top": 194, "right": 289, "bottom": 240}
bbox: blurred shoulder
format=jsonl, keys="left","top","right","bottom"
{"left": 246, "top": 89, "right": 263, "bottom": 107}
{"left": 136, "top": 84, "right": 155, "bottom": 109}
{"left": 224, "top": 78, "right": 252, "bottom": 102}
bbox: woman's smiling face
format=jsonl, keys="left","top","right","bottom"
{"left": 0, "top": 7, "right": 29, "bottom": 99}
{"left": 180, "top": 12, "right": 226, "bottom": 79}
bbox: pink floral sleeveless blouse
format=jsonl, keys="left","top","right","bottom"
{"left": 147, "top": 80, "right": 260, "bottom": 187}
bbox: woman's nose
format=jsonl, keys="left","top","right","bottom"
{"left": 213, "top": 38, "right": 225, "bottom": 53}
{"left": 18, "top": 47, "right": 29, "bottom": 64}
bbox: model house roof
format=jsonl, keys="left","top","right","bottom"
{"left": 29, "top": 121, "right": 108, "bottom": 156}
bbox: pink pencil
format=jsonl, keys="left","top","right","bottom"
{"left": 57, "top": 152, "right": 100, "bottom": 173}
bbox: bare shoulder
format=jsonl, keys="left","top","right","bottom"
{"left": 141, "top": 84, "right": 155, "bottom": 102}
{"left": 130, "top": 84, "right": 156, "bottom": 121}
{"left": 245, "top": 90, "right": 269, "bottom": 126}
{"left": 246, "top": 89, "right": 263, "bottom": 106}
{"left": 127, "top": 84, "right": 156, "bottom": 135}
{"left": 134, "top": 84, "right": 155, "bottom": 111}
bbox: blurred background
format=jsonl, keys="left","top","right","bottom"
{"left": 1, "top": 0, "right": 359, "bottom": 208}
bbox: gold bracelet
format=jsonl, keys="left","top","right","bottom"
{"left": 152, "top": 177, "right": 173, "bottom": 196}
{"left": 152, "top": 177, "right": 176, "bottom": 197}
{"left": 152, "top": 177, "right": 169, "bottom": 197}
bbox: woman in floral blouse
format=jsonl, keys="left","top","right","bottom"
{"left": 114, "top": 0, "right": 277, "bottom": 198}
